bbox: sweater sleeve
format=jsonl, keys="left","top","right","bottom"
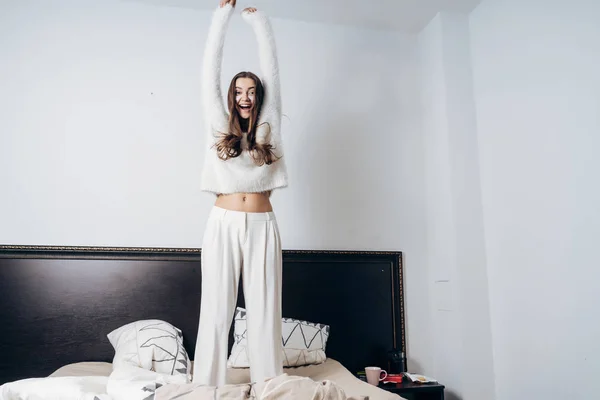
{"left": 202, "top": 4, "right": 234, "bottom": 133}
{"left": 242, "top": 10, "right": 281, "bottom": 144}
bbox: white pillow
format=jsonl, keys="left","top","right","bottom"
{"left": 227, "top": 308, "right": 329, "bottom": 368}
{"left": 107, "top": 319, "right": 191, "bottom": 381}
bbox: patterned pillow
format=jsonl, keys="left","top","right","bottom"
{"left": 107, "top": 319, "right": 191, "bottom": 381}
{"left": 227, "top": 308, "right": 330, "bottom": 368}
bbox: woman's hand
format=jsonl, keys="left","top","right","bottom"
{"left": 243, "top": 7, "right": 257, "bottom": 13}
{"left": 219, "top": 0, "right": 236, "bottom": 8}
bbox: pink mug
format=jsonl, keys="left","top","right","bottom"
{"left": 365, "top": 366, "right": 388, "bottom": 386}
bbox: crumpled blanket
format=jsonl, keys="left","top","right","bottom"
{"left": 1, "top": 368, "right": 368, "bottom": 400}
{"left": 155, "top": 373, "right": 367, "bottom": 400}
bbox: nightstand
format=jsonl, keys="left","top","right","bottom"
{"left": 379, "top": 381, "right": 445, "bottom": 400}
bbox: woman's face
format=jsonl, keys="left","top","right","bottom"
{"left": 235, "top": 77, "right": 256, "bottom": 120}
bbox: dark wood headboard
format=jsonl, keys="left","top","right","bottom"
{"left": 0, "top": 246, "right": 405, "bottom": 385}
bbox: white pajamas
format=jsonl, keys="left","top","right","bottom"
{"left": 193, "top": 207, "right": 283, "bottom": 386}
{"left": 195, "top": 4, "right": 287, "bottom": 387}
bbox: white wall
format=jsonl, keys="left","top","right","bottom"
{"left": 0, "top": 0, "right": 432, "bottom": 377}
{"left": 418, "top": 12, "right": 495, "bottom": 400}
{"left": 0, "top": 0, "right": 420, "bottom": 250}
{"left": 470, "top": 0, "right": 600, "bottom": 399}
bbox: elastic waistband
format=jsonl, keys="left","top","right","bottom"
{"left": 209, "top": 206, "right": 276, "bottom": 221}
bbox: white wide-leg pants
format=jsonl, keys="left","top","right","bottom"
{"left": 193, "top": 206, "right": 283, "bottom": 386}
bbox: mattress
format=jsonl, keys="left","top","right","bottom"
{"left": 50, "top": 359, "right": 403, "bottom": 400}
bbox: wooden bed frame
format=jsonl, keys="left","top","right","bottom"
{"left": 0, "top": 246, "right": 405, "bottom": 385}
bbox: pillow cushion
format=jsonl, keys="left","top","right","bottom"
{"left": 227, "top": 308, "right": 330, "bottom": 368}
{"left": 107, "top": 319, "right": 191, "bottom": 381}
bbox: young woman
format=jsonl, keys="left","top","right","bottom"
{"left": 193, "top": 0, "right": 287, "bottom": 387}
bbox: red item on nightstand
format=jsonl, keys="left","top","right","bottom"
{"left": 383, "top": 374, "right": 403, "bottom": 384}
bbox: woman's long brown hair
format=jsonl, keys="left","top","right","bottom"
{"left": 214, "top": 71, "right": 279, "bottom": 166}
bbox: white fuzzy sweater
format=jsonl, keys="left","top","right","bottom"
{"left": 200, "top": 4, "right": 288, "bottom": 194}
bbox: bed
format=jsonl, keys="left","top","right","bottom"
{"left": 47, "top": 359, "right": 397, "bottom": 399}
{"left": 0, "top": 246, "right": 406, "bottom": 399}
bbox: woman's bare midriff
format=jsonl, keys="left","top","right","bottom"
{"left": 215, "top": 192, "right": 273, "bottom": 213}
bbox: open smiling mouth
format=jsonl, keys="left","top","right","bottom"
{"left": 238, "top": 104, "right": 252, "bottom": 110}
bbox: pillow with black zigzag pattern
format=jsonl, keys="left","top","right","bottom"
{"left": 227, "top": 307, "right": 330, "bottom": 368}
{"left": 107, "top": 319, "right": 191, "bottom": 381}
